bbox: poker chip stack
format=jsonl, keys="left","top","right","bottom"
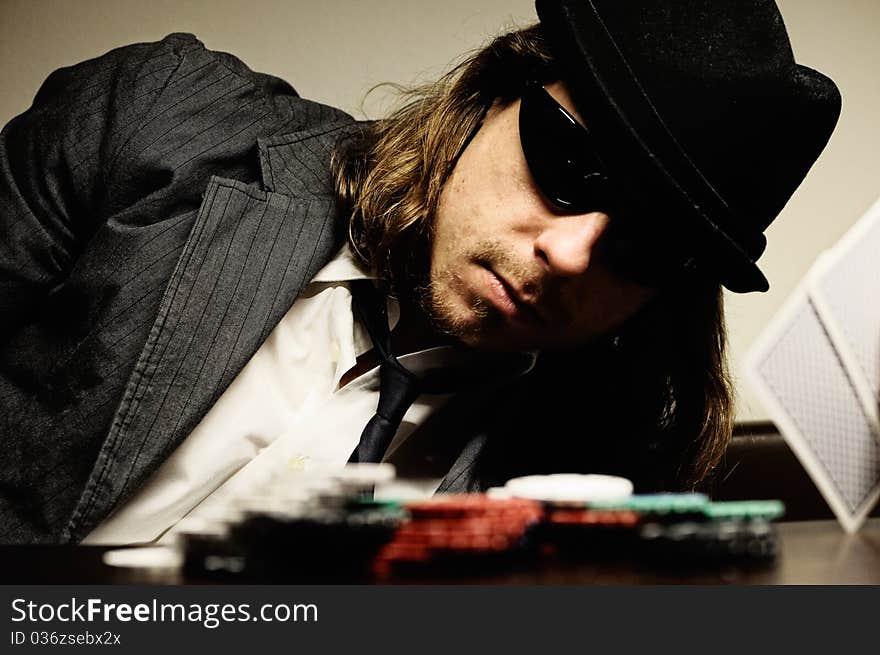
{"left": 546, "top": 493, "right": 713, "bottom": 557}
{"left": 498, "top": 475, "right": 785, "bottom": 566}
{"left": 373, "top": 495, "right": 543, "bottom": 578}
{"left": 589, "top": 492, "right": 712, "bottom": 522}
{"left": 635, "top": 499, "right": 784, "bottom": 564}
{"left": 178, "top": 464, "right": 406, "bottom": 582}
{"left": 499, "top": 474, "right": 642, "bottom": 558}
{"left": 176, "top": 512, "right": 247, "bottom": 581}
{"left": 178, "top": 467, "right": 786, "bottom": 581}
{"left": 550, "top": 499, "right": 782, "bottom": 565}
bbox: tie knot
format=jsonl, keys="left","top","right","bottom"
{"left": 376, "top": 362, "right": 421, "bottom": 424}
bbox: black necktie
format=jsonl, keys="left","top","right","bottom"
{"left": 348, "top": 279, "right": 421, "bottom": 464}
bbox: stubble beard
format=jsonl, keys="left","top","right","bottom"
{"left": 419, "top": 269, "right": 495, "bottom": 347}
{"left": 414, "top": 239, "right": 532, "bottom": 348}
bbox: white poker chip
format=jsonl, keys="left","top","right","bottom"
{"left": 102, "top": 546, "right": 182, "bottom": 570}
{"left": 503, "top": 473, "right": 633, "bottom": 503}
{"left": 485, "top": 486, "right": 513, "bottom": 499}
{"left": 335, "top": 462, "right": 396, "bottom": 486}
{"left": 373, "top": 478, "right": 441, "bottom": 501}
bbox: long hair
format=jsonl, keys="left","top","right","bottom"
{"left": 330, "top": 25, "right": 733, "bottom": 489}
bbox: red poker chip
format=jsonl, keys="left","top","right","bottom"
{"left": 547, "top": 509, "right": 640, "bottom": 527}
{"left": 375, "top": 494, "right": 544, "bottom": 568}
{"left": 405, "top": 495, "right": 541, "bottom": 518}
{"left": 376, "top": 542, "right": 432, "bottom": 562}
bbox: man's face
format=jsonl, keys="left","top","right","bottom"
{"left": 425, "top": 81, "right": 655, "bottom": 351}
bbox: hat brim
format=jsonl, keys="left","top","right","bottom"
{"left": 537, "top": 0, "right": 770, "bottom": 292}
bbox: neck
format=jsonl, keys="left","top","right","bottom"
{"left": 390, "top": 296, "right": 457, "bottom": 356}
{"left": 338, "top": 295, "right": 456, "bottom": 390}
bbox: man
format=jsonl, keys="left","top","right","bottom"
{"left": 0, "top": 0, "right": 840, "bottom": 543}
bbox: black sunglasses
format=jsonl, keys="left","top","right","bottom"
{"left": 518, "top": 83, "right": 696, "bottom": 287}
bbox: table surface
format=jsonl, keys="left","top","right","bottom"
{"left": 3, "top": 519, "right": 879, "bottom": 585}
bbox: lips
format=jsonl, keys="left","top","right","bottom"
{"left": 482, "top": 266, "right": 546, "bottom": 325}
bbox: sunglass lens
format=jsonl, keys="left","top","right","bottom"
{"left": 519, "top": 85, "right": 610, "bottom": 213}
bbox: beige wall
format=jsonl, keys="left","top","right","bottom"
{"left": 2, "top": 0, "right": 877, "bottom": 422}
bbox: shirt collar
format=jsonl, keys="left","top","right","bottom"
{"left": 310, "top": 245, "right": 373, "bottom": 283}
{"left": 398, "top": 347, "right": 538, "bottom": 386}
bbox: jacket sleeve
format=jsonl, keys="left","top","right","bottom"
{"left": 0, "top": 33, "right": 302, "bottom": 339}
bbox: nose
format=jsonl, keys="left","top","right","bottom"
{"left": 533, "top": 211, "right": 610, "bottom": 277}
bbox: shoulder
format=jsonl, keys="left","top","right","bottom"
{"left": 7, "top": 34, "right": 355, "bottom": 221}
{"left": 37, "top": 32, "right": 280, "bottom": 94}
{"left": 33, "top": 32, "right": 352, "bottom": 140}
{"left": 33, "top": 33, "right": 205, "bottom": 109}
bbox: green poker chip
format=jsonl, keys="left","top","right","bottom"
{"left": 589, "top": 493, "right": 709, "bottom": 513}
{"left": 701, "top": 500, "right": 785, "bottom": 521}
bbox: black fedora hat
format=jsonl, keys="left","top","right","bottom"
{"left": 536, "top": 0, "right": 841, "bottom": 292}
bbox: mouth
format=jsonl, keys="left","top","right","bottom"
{"left": 480, "top": 265, "right": 546, "bottom": 325}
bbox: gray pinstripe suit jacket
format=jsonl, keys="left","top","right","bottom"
{"left": 0, "top": 34, "right": 496, "bottom": 544}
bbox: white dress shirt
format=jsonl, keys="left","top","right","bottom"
{"left": 85, "top": 247, "right": 534, "bottom": 545}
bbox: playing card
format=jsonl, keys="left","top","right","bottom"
{"left": 745, "top": 281, "right": 880, "bottom": 533}
{"left": 807, "top": 196, "right": 880, "bottom": 434}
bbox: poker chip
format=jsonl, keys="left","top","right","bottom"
{"left": 701, "top": 500, "right": 785, "bottom": 521}
{"left": 638, "top": 519, "right": 779, "bottom": 562}
{"left": 177, "top": 464, "right": 406, "bottom": 582}
{"left": 546, "top": 509, "right": 641, "bottom": 527}
{"left": 504, "top": 473, "right": 634, "bottom": 503}
{"left": 103, "top": 546, "right": 182, "bottom": 571}
{"left": 405, "top": 494, "right": 541, "bottom": 519}
{"left": 333, "top": 462, "right": 396, "bottom": 486}
{"left": 589, "top": 493, "right": 709, "bottom": 513}
{"left": 374, "top": 494, "right": 543, "bottom": 575}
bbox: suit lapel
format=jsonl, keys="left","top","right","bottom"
{"left": 63, "top": 120, "right": 360, "bottom": 541}
{"left": 433, "top": 393, "right": 500, "bottom": 494}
